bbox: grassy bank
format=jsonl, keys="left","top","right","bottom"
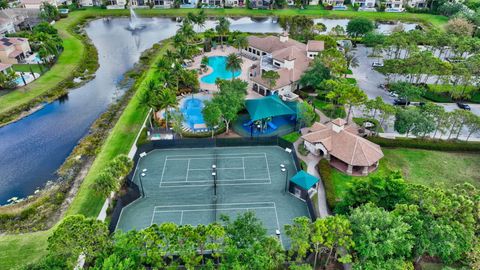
{"left": 90, "top": 7, "right": 448, "bottom": 27}
{"left": 331, "top": 148, "right": 480, "bottom": 199}
{"left": 0, "top": 41, "right": 171, "bottom": 270}
{"left": 66, "top": 41, "right": 171, "bottom": 218}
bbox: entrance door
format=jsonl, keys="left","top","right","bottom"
{"left": 294, "top": 187, "right": 302, "bottom": 198}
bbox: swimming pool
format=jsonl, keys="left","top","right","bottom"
{"left": 180, "top": 96, "right": 211, "bottom": 130}
{"left": 14, "top": 73, "right": 34, "bottom": 86}
{"left": 200, "top": 56, "right": 241, "bottom": 84}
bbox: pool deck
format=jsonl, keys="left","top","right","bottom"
{"left": 188, "top": 46, "right": 262, "bottom": 100}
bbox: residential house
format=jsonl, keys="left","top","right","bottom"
{"left": 248, "top": 0, "right": 272, "bottom": 8}
{"left": 0, "top": 18, "right": 15, "bottom": 36}
{"left": 351, "top": 0, "right": 376, "bottom": 9}
{"left": 19, "top": 0, "right": 57, "bottom": 9}
{"left": 385, "top": 0, "right": 404, "bottom": 11}
{"left": 199, "top": 0, "right": 223, "bottom": 6}
{"left": 407, "top": 0, "right": 426, "bottom": 8}
{"left": 243, "top": 32, "right": 324, "bottom": 101}
{"left": 302, "top": 119, "right": 384, "bottom": 176}
{"left": 224, "top": 0, "right": 244, "bottom": 7}
{"left": 322, "top": 0, "right": 345, "bottom": 7}
{"left": 0, "top": 63, "right": 13, "bottom": 75}
{"left": 0, "top": 37, "right": 31, "bottom": 64}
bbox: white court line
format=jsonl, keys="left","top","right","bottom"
{"left": 264, "top": 153, "right": 272, "bottom": 182}
{"left": 166, "top": 156, "right": 264, "bottom": 161}
{"left": 185, "top": 159, "right": 190, "bottom": 182}
{"left": 158, "top": 182, "right": 272, "bottom": 188}
{"left": 188, "top": 167, "right": 245, "bottom": 171}
{"left": 154, "top": 202, "right": 275, "bottom": 210}
{"left": 154, "top": 206, "right": 276, "bottom": 213}
{"left": 242, "top": 157, "right": 246, "bottom": 180}
{"left": 273, "top": 202, "right": 283, "bottom": 248}
{"left": 180, "top": 211, "right": 184, "bottom": 225}
{"left": 159, "top": 158, "right": 168, "bottom": 188}
{"left": 165, "top": 178, "right": 270, "bottom": 183}
{"left": 150, "top": 210, "right": 156, "bottom": 226}
{"left": 165, "top": 152, "right": 267, "bottom": 158}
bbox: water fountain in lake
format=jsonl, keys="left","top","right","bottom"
{"left": 127, "top": 6, "right": 146, "bottom": 31}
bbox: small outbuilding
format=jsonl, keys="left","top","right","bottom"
{"left": 302, "top": 118, "right": 384, "bottom": 176}
{"left": 289, "top": 170, "right": 319, "bottom": 200}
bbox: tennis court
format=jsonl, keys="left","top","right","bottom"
{"left": 115, "top": 146, "right": 310, "bottom": 247}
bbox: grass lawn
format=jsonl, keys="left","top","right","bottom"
{"left": 66, "top": 42, "right": 171, "bottom": 218}
{"left": 12, "top": 64, "right": 45, "bottom": 74}
{"left": 0, "top": 40, "right": 171, "bottom": 270}
{"left": 282, "top": 131, "right": 301, "bottom": 143}
{"left": 331, "top": 148, "right": 480, "bottom": 199}
{"left": 0, "top": 230, "right": 50, "bottom": 269}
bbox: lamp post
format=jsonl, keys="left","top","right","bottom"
{"left": 139, "top": 170, "right": 146, "bottom": 198}
{"left": 280, "top": 164, "right": 288, "bottom": 193}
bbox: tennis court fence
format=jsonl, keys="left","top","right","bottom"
{"left": 109, "top": 136, "right": 308, "bottom": 233}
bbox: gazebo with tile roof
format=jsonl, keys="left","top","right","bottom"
{"left": 301, "top": 118, "right": 384, "bottom": 176}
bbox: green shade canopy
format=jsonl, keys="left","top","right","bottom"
{"left": 290, "top": 170, "right": 319, "bottom": 190}
{"left": 245, "top": 95, "right": 296, "bottom": 121}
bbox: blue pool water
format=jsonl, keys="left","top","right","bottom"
{"left": 200, "top": 56, "right": 241, "bottom": 84}
{"left": 181, "top": 97, "right": 206, "bottom": 129}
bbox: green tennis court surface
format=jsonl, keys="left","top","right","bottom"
{"left": 116, "top": 146, "right": 310, "bottom": 247}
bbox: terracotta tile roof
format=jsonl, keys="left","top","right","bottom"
{"left": 247, "top": 35, "right": 306, "bottom": 54}
{"left": 0, "top": 63, "right": 12, "bottom": 72}
{"left": 302, "top": 119, "right": 383, "bottom": 167}
{"left": 332, "top": 118, "right": 347, "bottom": 126}
{"left": 0, "top": 37, "right": 28, "bottom": 50}
{"left": 307, "top": 40, "right": 325, "bottom": 52}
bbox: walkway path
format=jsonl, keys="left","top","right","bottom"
{"left": 293, "top": 139, "right": 329, "bottom": 218}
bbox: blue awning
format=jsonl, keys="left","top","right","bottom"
{"left": 290, "top": 170, "right": 319, "bottom": 190}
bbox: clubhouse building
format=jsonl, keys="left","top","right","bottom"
{"left": 302, "top": 119, "right": 384, "bottom": 176}
{"left": 243, "top": 33, "right": 324, "bottom": 102}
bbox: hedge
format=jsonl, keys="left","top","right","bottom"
{"left": 368, "top": 137, "right": 480, "bottom": 152}
{"left": 317, "top": 159, "right": 336, "bottom": 210}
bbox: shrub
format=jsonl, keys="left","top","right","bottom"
{"left": 298, "top": 142, "right": 309, "bottom": 156}
{"left": 368, "top": 137, "right": 480, "bottom": 152}
{"left": 91, "top": 155, "right": 133, "bottom": 197}
{"left": 317, "top": 159, "right": 336, "bottom": 209}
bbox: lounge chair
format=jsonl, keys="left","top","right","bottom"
{"left": 267, "top": 122, "right": 277, "bottom": 130}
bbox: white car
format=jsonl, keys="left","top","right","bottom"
{"left": 372, "top": 62, "right": 384, "bottom": 67}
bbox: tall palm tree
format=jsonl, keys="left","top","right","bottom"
{"left": 226, "top": 53, "right": 243, "bottom": 79}
{"left": 158, "top": 88, "right": 178, "bottom": 131}
{"left": 215, "top": 17, "right": 230, "bottom": 48}
{"left": 234, "top": 34, "right": 249, "bottom": 55}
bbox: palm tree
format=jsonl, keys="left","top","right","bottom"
{"left": 215, "top": 17, "right": 230, "bottom": 49}
{"left": 234, "top": 34, "right": 249, "bottom": 55}
{"left": 226, "top": 53, "right": 243, "bottom": 79}
{"left": 158, "top": 88, "right": 178, "bottom": 131}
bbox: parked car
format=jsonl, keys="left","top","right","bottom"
{"left": 394, "top": 99, "right": 410, "bottom": 106}
{"left": 457, "top": 102, "right": 471, "bottom": 110}
{"left": 410, "top": 101, "right": 425, "bottom": 107}
{"left": 372, "top": 62, "right": 384, "bottom": 67}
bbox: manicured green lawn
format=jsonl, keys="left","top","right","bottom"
{"left": 282, "top": 131, "right": 301, "bottom": 143}
{"left": 12, "top": 64, "right": 45, "bottom": 74}
{"left": 0, "top": 230, "right": 50, "bottom": 270}
{"left": 332, "top": 148, "right": 480, "bottom": 199}
{"left": 0, "top": 39, "right": 171, "bottom": 270}
{"left": 67, "top": 42, "right": 172, "bottom": 218}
